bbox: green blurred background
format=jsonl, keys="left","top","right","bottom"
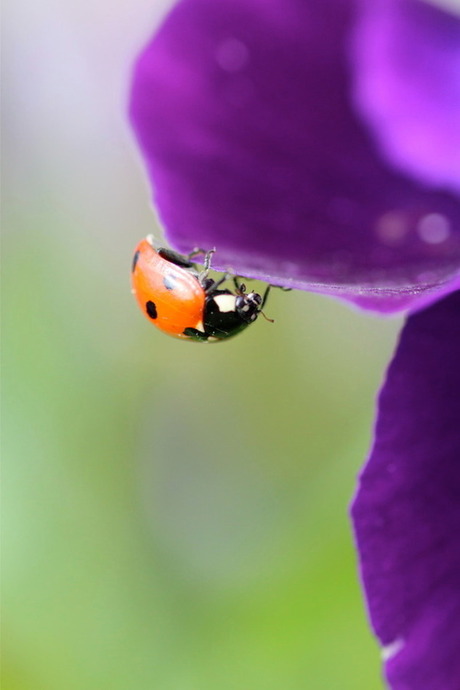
{"left": 3, "top": 1, "right": 401, "bottom": 688}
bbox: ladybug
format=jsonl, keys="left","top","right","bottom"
{"left": 131, "top": 236, "right": 272, "bottom": 342}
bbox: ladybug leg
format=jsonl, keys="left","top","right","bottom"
{"left": 232, "top": 277, "right": 246, "bottom": 293}
{"left": 197, "top": 248, "right": 215, "bottom": 281}
{"left": 204, "top": 271, "right": 231, "bottom": 294}
{"left": 187, "top": 247, "right": 208, "bottom": 260}
{"left": 202, "top": 248, "right": 216, "bottom": 272}
{"left": 261, "top": 284, "right": 271, "bottom": 309}
{"left": 198, "top": 248, "right": 219, "bottom": 287}
{"left": 261, "top": 284, "right": 292, "bottom": 307}
{"left": 259, "top": 284, "right": 291, "bottom": 321}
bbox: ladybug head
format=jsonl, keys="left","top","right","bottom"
{"left": 235, "top": 290, "right": 263, "bottom": 323}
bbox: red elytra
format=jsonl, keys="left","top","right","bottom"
{"left": 131, "top": 238, "right": 206, "bottom": 338}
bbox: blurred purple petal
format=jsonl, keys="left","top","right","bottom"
{"left": 351, "top": 291, "right": 460, "bottom": 688}
{"left": 130, "top": 0, "right": 460, "bottom": 313}
{"left": 352, "top": 0, "right": 460, "bottom": 195}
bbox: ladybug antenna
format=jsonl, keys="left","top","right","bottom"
{"left": 260, "top": 310, "right": 274, "bottom": 323}
{"left": 259, "top": 284, "right": 273, "bottom": 321}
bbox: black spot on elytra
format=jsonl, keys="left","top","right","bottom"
{"left": 146, "top": 301, "right": 158, "bottom": 320}
{"left": 132, "top": 250, "right": 140, "bottom": 273}
{"left": 163, "top": 273, "right": 177, "bottom": 290}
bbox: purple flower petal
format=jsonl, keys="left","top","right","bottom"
{"left": 351, "top": 290, "right": 460, "bottom": 688}
{"left": 130, "top": 0, "right": 460, "bottom": 313}
{"left": 352, "top": 0, "right": 460, "bottom": 195}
